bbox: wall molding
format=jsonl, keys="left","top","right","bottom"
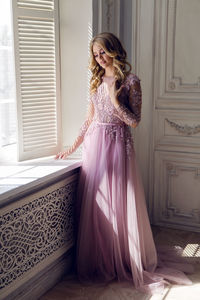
{"left": 165, "top": 118, "right": 200, "bottom": 136}
{"left": 131, "top": 0, "right": 141, "bottom": 74}
{"left": 164, "top": 164, "right": 200, "bottom": 221}
{"left": 154, "top": 110, "right": 200, "bottom": 153}
{"left": 97, "top": 0, "right": 120, "bottom": 36}
{"left": 166, "top": 0, "right": 200, "bottom": 90}
{"left": 154, "top": 0, "right": 200, "bottom": 109}
{"left": 154, "top": 151, "right": 200, "bottom": 232}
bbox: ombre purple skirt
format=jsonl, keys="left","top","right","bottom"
{"left": 75, "top": 121, "right": 193, "bottom": 294}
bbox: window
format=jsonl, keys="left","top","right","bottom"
{"left": 0, "top": 0, "right": 16, "bottom": 161}
{"left": 0, "top": 0, "right": 61, "bottom": 162}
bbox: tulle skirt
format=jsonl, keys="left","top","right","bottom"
{"left": 75, "top": 121, "right": 193, "bottom": 294}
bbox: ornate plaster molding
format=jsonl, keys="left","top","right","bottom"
{"left": 97, "top": 0, "right": 120, "bottom": 36}
{"left": 163, "top": 164, "right": 200, "bottom": 221}
{"left": 166, "top": 118, "right": 200, "bottom": 136}
{"left": 155, "top": 0, "right": 200, "bottom": 96}
{"left": 105, "top": 0, "right": 113, "bottom": 31}
{"left": 0, "top": 181, "right": 77, "bottom": 290}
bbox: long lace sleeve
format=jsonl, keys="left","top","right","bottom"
{"left": 55, "top": 97, "right": 95, "bottom": 159}
{"left": 115, "top": 76, "right": 142, "bottom": 128}
{"left": 69, "top": 98, "right": 94, "bottom": 153}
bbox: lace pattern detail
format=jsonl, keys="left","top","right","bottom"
{"left": 86, "top": 122, "right": 134, "bottom": 158}
{"left": 115, "top": 103, "right": 138, "bottom": 127}
{"left": 78, "top": 119, "right": 92, "bottom": 138}
{"left": 128, "top": 78, "right": 142, "bottom": 123}
{"left": 93, "top": 83, "right": 123, "bottom": 124}
{"left": 0, "top": 180, "right": 77, "bottom": 290}
{"left": 92, "top": 74, "right": 142, "bottom": 127}
{"left": 70, "top": 73, "right": 141, "bottom": 155}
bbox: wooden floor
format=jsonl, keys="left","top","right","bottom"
{"left": 40, "top": 226, "right": 200, "bottom": 300}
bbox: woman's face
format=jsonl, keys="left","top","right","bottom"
{"left": 93, "top": 42, "right": 113, "bottom": 69}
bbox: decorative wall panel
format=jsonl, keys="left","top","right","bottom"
{"left": 0, "top": 174, "right": 78, "bottom": 299}
{"left": 97, "top": 0, "right": 120, "bottom": 36}
{"left": 155, "top": 110, "right": 200, "bottom": 153}
{"left": 151, "top": 0, "right": 200, "bottom": 231}
{"left": 154, "top": 0, "right": 200, "bottom": 109}
{"left": 154, "top": 151, "right": 200, "bottom": 232}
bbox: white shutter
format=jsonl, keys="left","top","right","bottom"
{"left": 12, "top": 0, "right": 61, "bottom": 161}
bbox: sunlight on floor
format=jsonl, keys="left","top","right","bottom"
{"left": 159, "top": 283, "right": 200, "bottom": 300}
{"left": 183, "top": 244, "right": 200, "bottom": 257}
{"left": 40, "top": 227, "right": 200, "bottom": 300}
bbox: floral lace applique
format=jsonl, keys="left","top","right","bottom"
{"left": 73, "top": 73, "right": 141, "bottom": 157}
{"left": 116, "top": 74, "right": 142, "bottom": 126}
{"left": 86, "top": 122, "right": 134, "bottom": 158}
{"left": 93, "top": 83, "right": 122, "bottom": 124}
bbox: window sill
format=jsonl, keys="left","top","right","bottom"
{"left": 0, "top": 156, "right": 82, "bottom": 207}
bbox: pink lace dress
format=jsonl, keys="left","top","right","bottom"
{"left": 75, "top": 74, "right": 193, "bottom": 294}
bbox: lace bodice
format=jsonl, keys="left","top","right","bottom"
{"left": 80, "top": 73, "right": 142, "bottom": 134}
{"left": 92, "top": 80, "right": 122, "bottom": 124}
{"left": 92, "top": 74, "right": 141, "bottom": 125}
{"left": 67, "top": 74, "right": 142, "bottom": 156}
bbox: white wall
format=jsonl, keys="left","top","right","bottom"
{"left": 132, "top": 0, "right": 155, "bottom": 213}
{"left": 59, "top": 0, "right": 92, "bottom": 150}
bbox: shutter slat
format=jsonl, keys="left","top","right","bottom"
{"left": 20, "top": 41, "right": 54, "bottom": 46}
{"left": 20, "top": 47, "right": 55, "bottom": 51}
{"left": 24, "top": 142, "right": 57, "bottom": 151}
{"left": 24, "top": 143, "right": 57, "bottom": 151}
{"left": 24, "top": 133, "right": 57, "bottom": 140}
{"left": 23, "top": 110, "right": 56, "bottom": 117}
{"left": 22, "top": 97, "right": 55, "bottom": 102}
{"left": 24, "top": 140, "right": 57, "bottom": 147}
{"left": 22, "top": 104, "right": 56, "bottom": 110}
{"left": 23, "top": 112, "right": 56, "bottom": 118}
{"left": 21, "top": 78, "right": 55, "bottom": 82}
{"left": 19, "top": 29, "right": 54, "bottom": 34}
{"left": 24, "top": 132, "right": 56, "bottom": 139}
{"left": 19, "top": 50, "right": 55, "bottom": 54}
{"left": 21, "top": 67, "right": 55, "bottom": 71}
{"left": 23, "top": 127, "right": 56, "bottom": 134}
{"left": 19, "top": 26, "right": 53, "bottom": 31}
{"left": 21, "top": 74, "right": 55, "bottom": 78}
{"left": 20, "top": 62, "right": 55, "bottom": 65}
{"left": 21, "top": 90, "right": 55, "bottom": 95}
{"left": 22, "top": 108, "right": 56, "bottom": 114}
{"left": 24, "top": 133, "right": 57, "bottom": 142}
{"left": 18, "top": 24, "right": 54, "bottom": 30}
{"left": 21, "top": 83, "right": 55, "bottom": 88}
{"left": 19, "top": 33, "right": 54, "bottom": 38}
{"left": 21, "top": 93, "right": 55, "bottom": 99}
{"left": 19, "top": 37, "right": 54, "bottom": 42}
{"left": 22, "top": 118, "right": 56, "bottom": 126}
{"left": 20, "top": 59, "right": 55, "bottom": 62}
{"left": 23, "top": 123, "right": 56, "bottom": 131}
{"left": 18, "top": 20, "right": 54, "bottom": 26}
{"left": 17, "top": 0, "right": 54, "bottom": 11}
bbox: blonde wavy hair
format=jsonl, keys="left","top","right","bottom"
{"left": 89, "top": 32, "right": 132, "bottom": 94}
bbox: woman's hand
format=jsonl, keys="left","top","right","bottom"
{"left": 55, "top": 149, "right": 71, "bottom": 160}
{"left": 107, "top": 81, "right": 123, "bottom": 107}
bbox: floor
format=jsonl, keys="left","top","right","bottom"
{"left": 40, "top": 226, "right": 200, "bottom": 300}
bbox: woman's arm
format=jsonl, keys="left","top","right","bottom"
{"left": 110, "top": 77, "right": 142, "bottom": 128}
{"left": 55, "top": 99, "right": 94, "bottom": 159}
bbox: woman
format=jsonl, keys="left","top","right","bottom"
{"left": 56, "top": 32, "right": 192, "bottom": 294}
